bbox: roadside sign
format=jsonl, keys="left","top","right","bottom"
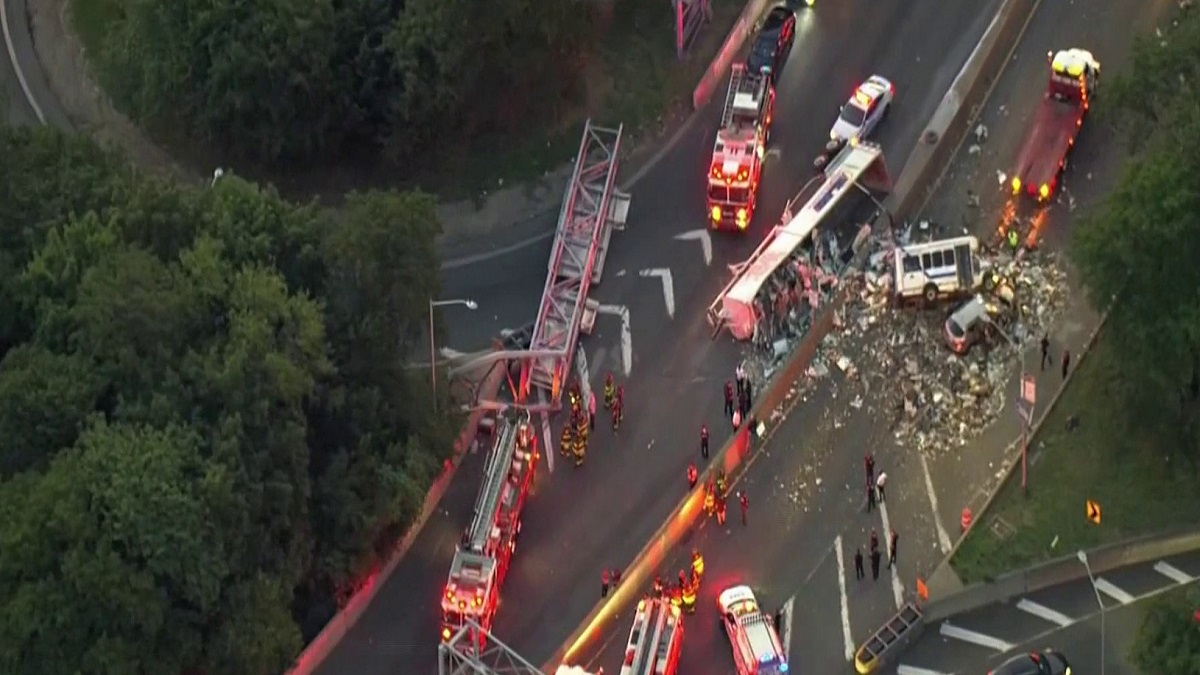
{"left": 1086, "top": 499, "right": 1102, "bottom": 525}
{"left": 1021, "top": 374, "right": 1037, "bottom": 406}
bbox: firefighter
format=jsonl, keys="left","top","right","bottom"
{"left": 612, "top": 386, "right": 625, "bottom": 430}
{"left": 569, "top": 385, "right": 582, "bottom": 417}
{"left": 680, "top": 577, "right": 697, "bottom": 614}
{"left": 691, "top": 550, "right": 705, "bottom": 580}
{"left": 703, "top": 477, "right": 716, "bottom": 516}
{"left": 716, "top": 491, "right": 728, "bottom": 525}
{"left": 572, "top": 433, "right": 586, "bottom": 467}
{"left": 604, "top": 373, "right": 615, "bottom": 409}
{"left": 653, "top": 575, "right": 665, "bottom": 597}
{"left": 575, "top": 409, "right": 589, "bottom": 446}
{"left": 715, "top": 470, "right": 728, "bottom": 501}
{"left": 686, "top": 462, "right": 698, "bottom": 490}
{"left": 678, "top": 569, "right": 688, "bottom": 590}
{"left": 559, "top": 425, "right": 573, "bottom": 457}
{"left": 669, "top": 581, "right": 683, "bottom": 608}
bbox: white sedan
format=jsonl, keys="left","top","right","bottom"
{"left": 830, "top": 76, "right": 895, "bottom": 142}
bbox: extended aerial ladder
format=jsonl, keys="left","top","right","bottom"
{"left": 720, "top": 64, "right": 771, "bottom": 131}
{"left": 440, "top": 618, "right": 548, "bottom": 675}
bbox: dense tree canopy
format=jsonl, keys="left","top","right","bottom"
{"left": 1073, "top": 7, "right": 1200, "bottom": 463}
{"left": 98, "top": 0, "right": 593, "bottom": 166}
{"left": 1129, "top": 586, "right": 1200, "bottom": 674}
{"left": 0, "top": 126, "right": 458, "bottom": 675}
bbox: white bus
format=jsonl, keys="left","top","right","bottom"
{"left": 893, "top": 235, "right": 989, "bottom": 303}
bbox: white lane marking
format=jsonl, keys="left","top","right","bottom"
{"left": 920, "top": 453, "right": 953, "bottom": 554}
{"left": 639, "top": 268, "right": 675, "bottom": 319}
{"left": 0, "top": 0, "right": 47, "bottom": 124}
{"left": 780, "top": 596, "right": 794, "bottom": 658}
{"left": 674, "top": 229, "right": 713, "bottom": 266}
{"left": 1154, "top": 561, "right": 1194, "bottom": 585}
{"left": 1016, "top": 598, "right": 1074, "bottom": 627}
{"left": 834, "top": 535, "right": 854, "bottom": 662}
{"left": 597, "top": 305, "right": 632, "bottom": 376}
{"left": 939, "top": 622, "right": 1014, "bottom": 652}
{"left": 897, "top": 666, "right": 952, "bottom": 675}
{"left": 1094, "top": 577, "right": 1135, "bottom": 605}
{"left": 878, "top": 501, "right": 905, "bottom": 609}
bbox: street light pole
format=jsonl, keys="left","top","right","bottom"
{"left": 1077, "top": 550, "right": 1106, "bottom": 675}
{"left": 428, "top": 298, "right": 479, "bottom": 413}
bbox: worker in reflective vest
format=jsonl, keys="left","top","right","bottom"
{"left": 1007, "top": 228, "right": 1019, "bottom": 253}
{"left": 681, "top": 580, "right": 697, "bottom": 614}
{"left": 692, "top": 550, "right": 705, "bottom": 579}
{"left": 560, "top": 426, "right": 573, "bottom": 457}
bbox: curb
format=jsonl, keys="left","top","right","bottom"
{"left": 691, "top": 0, "right": 773, "bottom": 110}
{"left": 0, "top": 0, "right": 45, "bottom": 123}
{"left": 284, "top": 361, "right": 507, "bottom": 675}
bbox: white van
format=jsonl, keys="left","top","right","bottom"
{"left": 893, "top": 236, "right": 989, "bottom": 303}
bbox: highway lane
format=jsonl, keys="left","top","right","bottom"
{"left": 1, "top": 0, "right": 40, "bottom": 125}
{"left": 889, "top": 554, "right": 1200, "bottom": 673}
{"left": 567, "top": 0, "right": 1185, "bottom": 672}
{"left": 906, "top": 0, "right": 1179, "bottom": 550}
{"left": 314, "top": 3, "right": 998, "bottom": 675}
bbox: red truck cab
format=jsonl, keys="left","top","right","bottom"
{"left": 1010, "top": 49, "right": 1100, "bottom": 203}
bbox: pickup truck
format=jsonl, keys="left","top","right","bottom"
{"left": 1010, "top": 49, "right": 1100, "bottom": 203}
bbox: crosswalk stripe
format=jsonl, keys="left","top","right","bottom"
{"left": 1016, "top": 598, "right": 1074, "bottom": 627}
{"left": 897, "top": 665, "right": 952, "bottom": 675}
{"left": 939, "top": 622, "right": 1014, "bottom": 652}
{"left": 1154, "top": 561, "right": 1194, "bottom": 585}
{"left": 1094, "top": 577, "right": 1135, "bottom": 605}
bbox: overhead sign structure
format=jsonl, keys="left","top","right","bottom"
{"left": 1086, "top": 499, "right": 1102, "bottom": 525}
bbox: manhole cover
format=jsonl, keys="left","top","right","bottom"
{"left": 989, "top": 516, "right": 1016, "bottom": 540}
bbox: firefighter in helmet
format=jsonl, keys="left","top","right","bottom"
{"left": 652, "top": 575, "right": 665, "bottom": 597}
{"left": 703, "top": 476, "right": 716, "bottom": 516}
{"left": 572, "top": 432, "right": 586, "bottom": 466}
{"left": 559, "top": 425, "right": 573, "bottom": 457}
{"left": 603, "top": 373, "right": 615, "bottom": 409}
{"left": 669, "top": 579, "right": 683, "bottom": 608}
{"left": 575, "top": 406, "right": 589, "bottom": 446}
{"left": 691, "top": 550, "right": 705, "bottom": 580}
{"left": 715, "top": 470, "right": 728, "bottom": 500}
{"left": 612, "top": 385, "right": 625, "bottom": 430}
{"left": 680, "top": 574, "right": 697, "bottom": 614}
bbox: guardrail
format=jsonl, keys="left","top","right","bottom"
{"left": 692, "top": 0, "right": 773, "bottom": 110}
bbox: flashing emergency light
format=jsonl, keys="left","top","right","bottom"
{"left": 1011, "top": 177, "right": 1021, "bottom": 195}
{"left": 780, "top": 663, "right": 789, "bottom": 672}
{"left": 711, "top": 206, "right": 722, "bottom": 222}
{"left": 854, "top": 89, "right": 872, "bottom": 106}
{"left": 1038, "top": 184, "right": 1050, "bottom": 200}
{"left": 736, "top": 209, "right": 748, "bottom": 227}
{"left": 442, "top": 627, "right": 452, "bottom": 641}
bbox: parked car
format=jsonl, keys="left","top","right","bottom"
{"left": 990, "top": 650, "right": 1071, "bottom": 675}
{"left": 746, "top": 6, "right": 796, "bottom": 83}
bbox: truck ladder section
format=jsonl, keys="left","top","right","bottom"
{"left": 719, "top": 64, "right": 764, "bottom": 129}
{"left": 439, "top": 619, "right": 546, "bottom": 675}
{"left": 622, "top": 598, "right": 680, "bottom": 675}
{"left": 519, "top": 121, "right": 626, "bottom": 411}
{"left": 853, "top": 602, "right": 924, "bottom": 674}
{"left": 465, "top": 415, "right": 522, "bottom": 552}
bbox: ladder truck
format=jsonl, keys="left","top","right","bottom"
{"left": 441, "top": 410, "right": 539, "bottom": 646}
{"left": 619, "top": 597, "right": 684, "bottom": 675}
{"left": 706, "top": 63, "right": 775, "bottom": 232}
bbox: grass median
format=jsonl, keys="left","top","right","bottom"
{"left": 69, "top": 0, "right": 745, "bottom": 198}
{"left": 950, "top": 332, "right": 1200, "bottom": 585}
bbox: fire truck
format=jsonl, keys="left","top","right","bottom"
{"left": 1010, "top": 48, "right": 1099, "bottom": 203}
{"left": 707, "top": 63, "right": 774, "bottom": 232}
{"left": 620, "top": 597, "right": 684, "bottom": 675}
{"left": 441, "top": 410, "right": 538, "bottom": 644}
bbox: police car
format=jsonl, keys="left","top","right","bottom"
{"left": 829, "top": 76, "right": 895, "bottom": 143}
{"left": 718, "top": 585, "right": 789, "bottom": 675}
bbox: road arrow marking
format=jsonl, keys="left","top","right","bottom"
{"left": 674, "top": 229, "right": 713, "bottom": 266}
{"left": 639, "top": 268, "right": 675, "bottom": 318}
{"left": 597, "top": 304, "right": 632, "bottom": 376}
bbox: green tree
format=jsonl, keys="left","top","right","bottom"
{"left": 1129, "top": 586, "right": 1200, "bottom": 674}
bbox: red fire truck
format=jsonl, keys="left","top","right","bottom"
{"left": 1009, "top": 48, "right": 1099, "bottom": 203}
{"left": 707, "top": 63, "right": 774, "bottom": 231}
{"left": 441, "top": 411, "right": 538, "bottom": 645}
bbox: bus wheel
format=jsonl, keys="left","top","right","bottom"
{"left": 923, "top": 284, "right": 939, "bottom": 304}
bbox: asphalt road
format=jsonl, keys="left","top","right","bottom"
{"left": 565, "top": 0, "right": 1181, "bottom": 672}
{"left": 1, "top": 0, "right": 41, "bottom": 125}
{"left": 320, "top": 2, "right": 1000, "bottom": 675}
{"left": 889, "top": 554, "right": 1200, "bottom": 674}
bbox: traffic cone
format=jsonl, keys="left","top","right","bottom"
{"left": 961, "top": 507, "right": 973, "bottom": 533}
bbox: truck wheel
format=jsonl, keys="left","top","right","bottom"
{"left": 923, "top": 284, "right": 939, "bottom": 304}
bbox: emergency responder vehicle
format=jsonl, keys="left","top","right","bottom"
{"left": 707, "top": 63, "right": 774, "bottom": 232}
{"left": 441, "top": 411, "right": 539, "bottom": 644}
{"left": 1010, "top": 49, "right": 1099, "bottom": 203}
{"left": 619, "top": 597, "right": 684, "bottom": 675}
{"left": 829, "top": 76, "right": 895, "bottom": 143}
{"left": 718, "top": 585, "right": 790, "bottom": 675}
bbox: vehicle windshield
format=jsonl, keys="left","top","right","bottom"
{"left": 947, "top": 319, "right": 966, "bottom": 339}
{"left": 708, "top": 185, "right": 751, "bottom": 204}
{"left": 762, "top": 9, "right": 788, "bottom": 31}
{"left": 839, "top": 104, "right": 867, "bottom": 127}
{"left": 444, "top": 610, "right": 463, "bottom": 626}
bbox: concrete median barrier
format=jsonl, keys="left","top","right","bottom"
{"left": 924, "top": 527, "right": 1200, "bottom": 622}
{"left": 285, "top": 359, "right": 506, "bottom": 675}
{"left": 692, "top": 0, "right": 772, "bottom": 110}
{"left": 891, "top": 0, "right": 1042, "bottom": 219}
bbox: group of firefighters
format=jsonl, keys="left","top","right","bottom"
{"left": 559, "top": 373, "right": 624, "bottom": 467}
{"left": 650, "top": 550, "right": 706, "bottom": 614}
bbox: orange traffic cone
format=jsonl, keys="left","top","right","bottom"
{"left": 961, "top": 507, "right": 973, "bottom": 533}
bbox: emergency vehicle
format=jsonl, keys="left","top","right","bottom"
{"left": 718, "top": 585, "right": 790, "bottom": 675}
{"left": 441, "top": 411, "right": 538, "bottom": 644}
{"left": 707, "top": 63, "right": 774, "bottom": 231}
{"left": 619, "top": 597, "right": 684, "bottom": 675}
{"left": 1010, "top": 49, "right": 1099, "bottom": 203}
{"left": 829, "top": 76, "right": 895, "bottom": 143}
